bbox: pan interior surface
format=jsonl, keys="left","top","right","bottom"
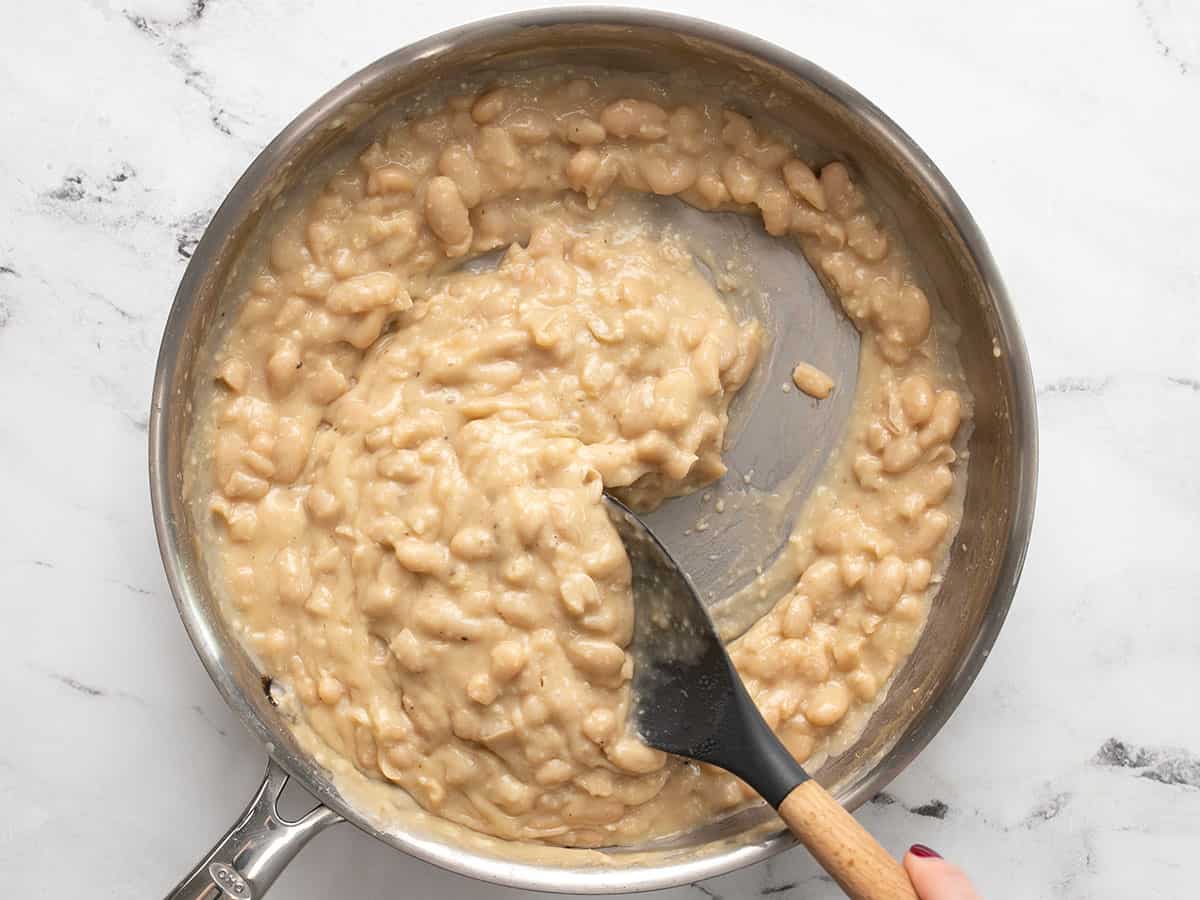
{"left": 149, "top": 10, "right": 1035, "bottom": 894}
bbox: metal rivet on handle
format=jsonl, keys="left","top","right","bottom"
{"left": 208, "top": 862, "right": 251, "bottom": 898}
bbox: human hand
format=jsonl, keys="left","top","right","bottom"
{"left": 904, "top": 845, "right": 982, "bottom": 899}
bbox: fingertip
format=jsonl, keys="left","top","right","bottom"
{"left": 903, "top": 848, "right": 981, "bottom": 900}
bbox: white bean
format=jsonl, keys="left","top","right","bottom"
{"left": 804, "top": 682, "right": 850, "bottom": 727}
{"left": 864, "top": 555, "right": 906, "bottom": 612}
{"left": 919, "top": 390, "right": 963, "bottom": 449}
{"left": 424, "top": 176, "right": 472, "bottom": 256}
{"left": 782, "top": 159, "right": 826, "bottom": 210}
{"left": 599, "top": 99, "right": 668, "bottom": 140}
{"left": 792, "top": 362, "right": 834, "bottom": 399}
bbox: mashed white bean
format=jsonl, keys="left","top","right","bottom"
{"left": 189, "top": 71, "right": 967, "bottom": 848}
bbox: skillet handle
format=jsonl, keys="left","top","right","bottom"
{"left": 164, "top": 759, "right": 342, "bottom": 900}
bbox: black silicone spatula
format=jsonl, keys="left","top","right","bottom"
{"left": 604, "top": 495, "right": 918, "bottom": 900}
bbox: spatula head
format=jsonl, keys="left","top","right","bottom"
{"left": 633, "top": 198, "right": 860, "bottom": 610}
{"left": 604, "top": 495, "right": 807, "bottom": 807}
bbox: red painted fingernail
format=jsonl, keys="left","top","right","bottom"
{"left": 909, "top": 844, "right": 942, "bottom": 859}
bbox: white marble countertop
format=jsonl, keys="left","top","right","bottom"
{"left": 2, "top": 1, "right": 1198, "bottom": 897}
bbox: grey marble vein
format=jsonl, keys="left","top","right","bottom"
{"left": 1137, "top": 0, "right": 1196, "bottom": 75}
{"left": 869, "top": 792, "right": 950, "bottom": 820}
{"left": 105, "top": 578, "right": 156, "bottom": 597}
{"left": 191, "top": 703, "right": 229, "bottom": 738}
{"left": 1022, "top": 792, "right": 1071, "bottom": 828}
{"left": 0, "top": 262, "right": 16, "bottom": 328}
{"left": 119, "top": 4, "right": 249, "bottom": 138}
{"left": 175, "top": 209, "right": 213, "bottom": 259}
{"left": 49, "top": 672, "right": 105, "bottom": 697}
{"left": 1094, "top": 738, "right": 1200, "bottom": 789}
{"left": 1038, "top": 373, "right": 1200, "bottom": 399}
{"left": 36, "top": 162, "right": 215, "bottom": 265}
{"left": 1037, "top": 375, "right": 1112, "bottom": 396}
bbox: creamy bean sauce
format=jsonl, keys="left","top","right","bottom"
{"left": 188, "top": 71, "right": 968, "bottom": 848}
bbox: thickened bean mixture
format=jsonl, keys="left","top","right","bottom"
{"left": 188, "top": 70, "right": 967, "bottom": 848}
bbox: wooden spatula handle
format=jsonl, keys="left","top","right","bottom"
{"left": 778, "top": 780, "right": 918, "bottom": 900}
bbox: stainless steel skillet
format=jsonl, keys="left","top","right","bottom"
{"left": 149, "top": 9, "right": 1037, "bottom": 897}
